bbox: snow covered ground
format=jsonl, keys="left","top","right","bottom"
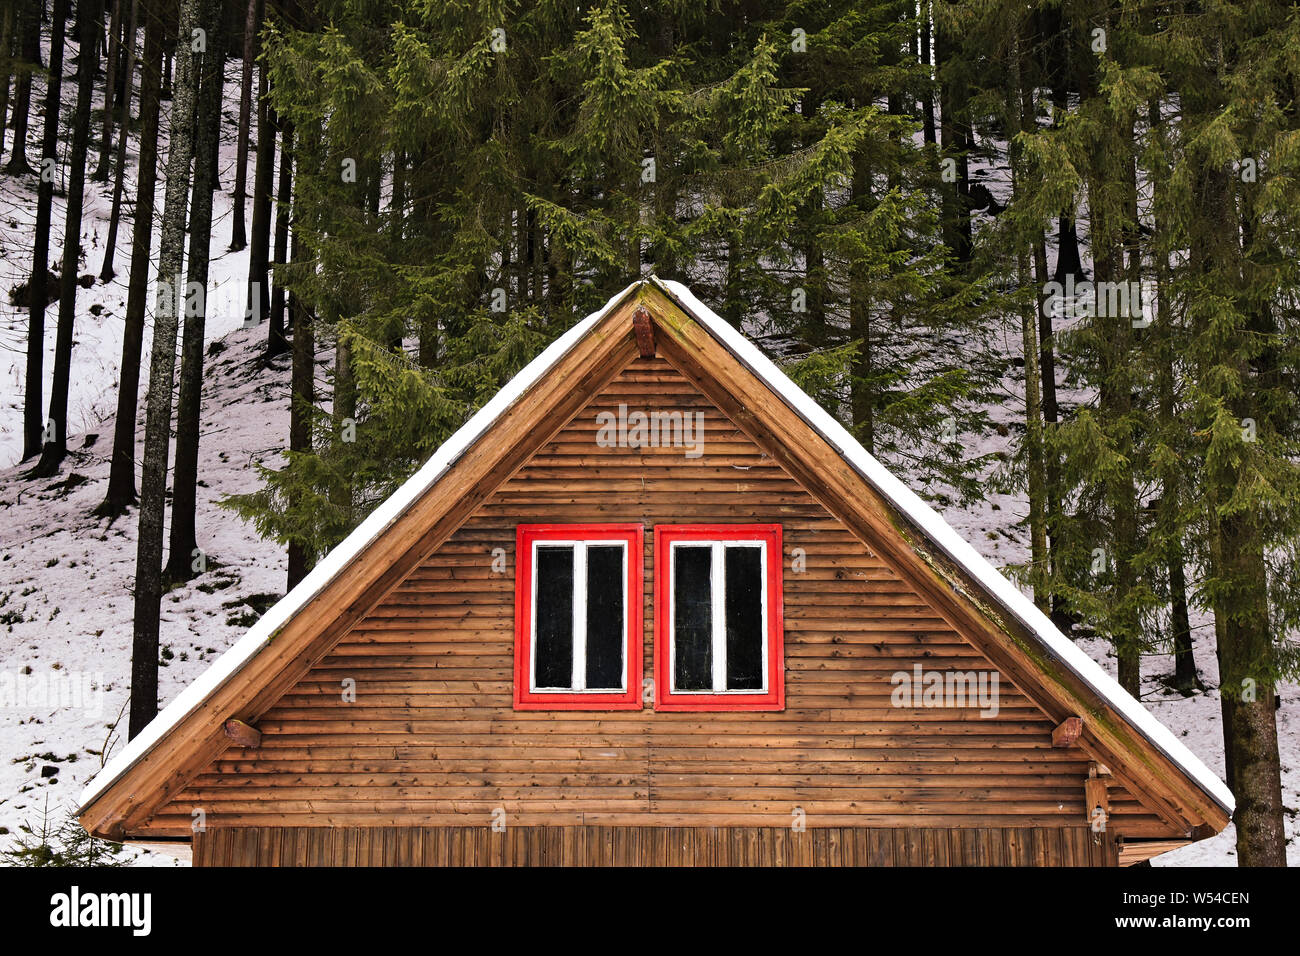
{"left": 1, "top": 33, "right": 296, "bottom": 865}
{"left": 0, "top": 29, "right": 1294, "bottom": 867}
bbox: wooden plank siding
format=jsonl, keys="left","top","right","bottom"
{"left": 194, "top": 825, "right": 1119, "bottom": 866}
{"left": 148, "top": 356, "right": 1178, "bottom": 852}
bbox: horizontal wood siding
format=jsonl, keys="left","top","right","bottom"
{"left": 194, "top": 825, "right": 1118, "bottom": 866}
{"left": 151, "top": 356, "right": 1176, "bottom": 844}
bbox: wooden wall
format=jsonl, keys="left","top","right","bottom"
{"left": 148, "top": 355, "right": 1179, "bottom": 848}
{"left": 194, "top": 825, "right": 1119, "bottom": 867}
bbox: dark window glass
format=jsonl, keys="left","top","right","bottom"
{"left": 534, "top": 546, "right": 574, "bottom": 688}
{"left": 585, "top": 545, "right": 625, "bottom": 689}
{"left": 725, "top": 546, "right": 764, "bottom": 690}
{"left": 673, "top": 546, "right": 713, "bottom": 690}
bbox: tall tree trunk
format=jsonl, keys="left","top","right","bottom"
{"left": 91, "top": 0, "right": 123, "bottom": 180}
{"left": 848, "top": 152, "right": 873, "bottom": 453}
{"left": 0, "top": 3, "right": 14, "bottom": 158}
{"left": 1191, "top": 54, "right": 1286, "bottom": 862}
{"left": 919, "top": 0, "right": 935, "bottom": 145}
{"left": 28, "top": 0, "right": 102, "bottom": 479}
{"left": 98, "top": 0, "right": 138, "bottom": 282}
{"left": 97, "top": 1, "right": 162, "bottom": 515}
{"left": 799, "top": 90, "right": 825, "bottom": 344}
{"left": 229, "top": 0, "right": 260, "bottom": 250}
{"left": 1114, "top": 118, "right": 1144, "bottom": 698}
{"left": 250, "top": 64, "right": 275, "bottom": 349}
{"left": 160, "top": 35, "right": 171, "bottom": 99}
{"left": 130, "top": 0, "right": 203, "bottom": 739}
{"left": 268, "top": 118, "right": 293, "bottom": 356}
{"left": 286, "top": 215, "right": 314, "bottom": 588}
{"left": 331, "top": 331, "right": 356, "bottom": 523}
{"left": 1012, "top": 39, "right": 1048, "bottom": 613}
{"left": 1044, "top": 82, "right": 1075, "bottom": 634}
{"left": 1147, "top": 100, "right": 1198, "bottom": 694}
{"left": 4, "top": 0, "right": 37, "bottom": 175}
{"left": 21, "top": 0, "right": 69, "bottom": 462}
{"left": 1092, "top": 222, "right": 1141, "bottom": 698}
{"left": 285, "top": 120, "right": 317, "bottom": 587}
{"left": 164, "top": 8, "right": 223, "bottom": 584}
{"left": 934, "top": 9, "right": 971, "bottom": 264}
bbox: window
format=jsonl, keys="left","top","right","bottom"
{"left": 514, "top": 524, "right": 643, "bottom": 710}
{"left": 653, "top": 525, "right": 784, "bottom": 711}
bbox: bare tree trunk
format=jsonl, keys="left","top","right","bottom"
{"left": 1190, "top": 67, "right": 1286, "bottom": 859}
{"left": 4, "top": 0, "right": 37, "bottom": 175}
{"left": 91, "top": 0, "right": 123, "bottom": 180}
{"left": 285, "top": 119, "right": 316, "bottom": 587}
{"left": 1213, "top": 512, "right": 1287, "bottom": 866}
{"left": 1012, "top": 42, "right": 1048, "bottom": 613}
{"left": 1147, "top": 100, "right": 1199, "bottom": 695}
{"left": 98, "top": 0, "right": 138, "bottom": 281}
{"left": 249, "top": 63, "right": 275, "bottom": 353}
{"left": 919, "top": 0, "right": 935, "bottom": 145}
{"left": 1033, "top": 234, "right": 1062, "bottom": 589}
{"left": 97, "top": 1, "right": 162, "bottom": 515}
{"left": 848, "top": 151, "right": 874, "bottom": 453}
{"left": 21, "top": 0, "right": 68, "bottom": 462}
{"left": 229, "top": 0, "right": 260, "bottom": 250}
{"left": 130, "top": 0, "right": 203, "bottom": 739}
{"left": 935, "top": 10, "right": 971, "bottom": 264}
{"left": 0, "top": 4, "right": 14, "bottom": 158}
{"left": 160, "top": 35, "right": 171, "bottom": 99}
{"left": 268, "top": 118, "right": 293, "bottom": 354}
{"left": 28, "top": 0, "right": 102, "bottom": 479}
{"left": 286, "top": 209, "right": 313, "bottom": 589}
{"left": 164, "top": 8, "right": 223, "bottom": 584}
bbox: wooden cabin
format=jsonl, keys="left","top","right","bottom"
{"left": 78, "top": 278, "right": 1233, "bottom": 867}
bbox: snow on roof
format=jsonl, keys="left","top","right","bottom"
{"left": 653, "top": 277, "right": 1234, "bottom": 814}
{"left": 80, "top": 276, "right": 1234, "bottom": 818}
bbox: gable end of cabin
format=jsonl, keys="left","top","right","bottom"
{"left": 77, "top": 280, "right": 1231, "bottom": 867}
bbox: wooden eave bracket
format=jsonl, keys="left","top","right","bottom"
{"left": 1085, "top": 761, "right": 1110, "bottom": 825}
{"left": 223, "top": 718, "right": 262, "bottom": 749}
{"left": 1052, "top": 716, "right": 1084, "bottom": 748}
{"left": 632, "top": 305, "right": 656, "bottom": 358}
{"left": 1085, "top": 776, "right": 1110, "bottom": 824}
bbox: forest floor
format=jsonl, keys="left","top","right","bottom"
{"left": 0, "top": 36, "right": 1295, "bottom": 867}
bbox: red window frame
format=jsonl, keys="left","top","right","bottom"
{"left": 653, "top": 524, "right": 784, "bottom": 711}
{"left": 513, "top": 523, "right": 644, "bottom": 710}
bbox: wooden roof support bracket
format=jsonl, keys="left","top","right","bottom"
{"left": 1052, "top": 716, "right": 1084, "bottom": 748}
{"left": 1085, "top": 773, "right": 1110, "bottom": 826}
{"left": 632, "top": 305, "right": 656, "bottom": 358}
{"left": 222, "top": 718, "right": 261, "bottom": 749}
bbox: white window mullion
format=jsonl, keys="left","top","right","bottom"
{"left": 711, "top": 543, "right": 726, "bottom": 692}
{"left": 571, "top": 543, "right": 588, "bottom": 691}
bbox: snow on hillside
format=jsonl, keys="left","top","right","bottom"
{"left": 0, "top": 27, "right": 1293, "bottom": 868}
{"left": 1, "top": 29, "right": 299, "bottom": 865}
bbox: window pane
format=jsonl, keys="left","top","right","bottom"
{"left": 585, "top": 545, "right": 625, "bottom": 690}
{"left": 725, "top": 546, "right": 764, "bottom": 690}
{"left": 673, "top": 546, "right": 713, "bottom": 691}
{"left": 534, "top": 546, "right": 574, "bottom": 688}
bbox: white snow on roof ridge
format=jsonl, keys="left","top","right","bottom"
{"left": 77, "top": 281, "right": 642, "bottom": 812}
{"left": 652, "top": 276, "right": 1234, "bottom": 815}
